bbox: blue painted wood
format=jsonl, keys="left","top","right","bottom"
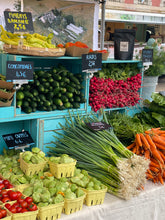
{"left": 0, "top": 53, "right": 143, "bottom": 154}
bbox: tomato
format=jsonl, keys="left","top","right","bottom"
{"left": 1, "top": 189, "right": 8, "bottom": 196}
{"left": 1, "top": 197, "right": 10, "bottom": 203}
{"left": 16, "top": 207, "right": 22, "bottom": 213}
{"left": 0, "top": 212, "right": 3, "bottom": 219}
{"left": 5, "top": 184, "right": 13, "bottom": 189}
{"left": 12, "top": 202, "right": 20, "bottom": 209}
{"left": 0, "top": 209, "right": 7, "bottom": 217}
{"left": 17, "top": 196, "right": 25, "bottom": 203}
{"left": 10, "top": 207, "right": 17, "bottom": 213}
{"left": 20, "top": 201, "right": 28, "bottom": 209}
{"left": 16, "top": 191, "right": 22, "bottom": 197}
{"left": 2, "top": 194, "right": 9, "bottom": 198}
{"left": 29, "top": 204, "right": 37, "bottom": 211}
{"left": 8, "top": 191, "right": 18, "bottom": 201}
{"left": 5, "top": 203, "right": 11, "bottom": 210}
{"left": 2, "top": 180, "right": 10, "bottom": 186}
{"left": 25, "top": 197, "right": 33, "bottom": 204}
{"left": 0, "top": 184, "right": 5, "bottom": 190}
{"left": 21, "top": 208, "right": 27, "bottom": 213}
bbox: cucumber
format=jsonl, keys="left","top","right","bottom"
{"left": 51, "top": 81, "right": 59, "bottom": 88}
{"left": 66, "top": 85, "right": 75, "bottom": 93}
{"left": 61, "top": 95, "right": 69, "bottom": 103}
{"left": 53, "top": 98, "right": 63, "bottom": 106}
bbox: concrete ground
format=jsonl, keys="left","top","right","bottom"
{"left": 156, "top": 75, "right": 165, "bottom": 92}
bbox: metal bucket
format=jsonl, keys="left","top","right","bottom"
{"left": 141, "top": 76, "right": 158, "bottom": 101}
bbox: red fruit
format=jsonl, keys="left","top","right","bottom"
{"left": 20, "top": 208, "right": 27, "bottom": 213}
{"left": 0, "top": 184, "right": 5, "bottom": 190}
{"left": 2, "top": 180, "right": 10, "bottom": 186}
{"left": 8, "top": 191, "right": 18, "bottom": 201}
{"left": 16, "top": 207, "right": 22, "bottom": 213}
{"left": 1, "top": 197, "right": 10, "bottom": 203}
{"left": 5, "top": 203, "right": 11, "bottom": 210}
{"left": 1, "top": 208, "right": 7, "bottom": 217}
{"left": 25, "top": 197, "right": 33, "bottom": 204}
{"left": 20, "top": 201, "right": 28, "bottom": 209}
{"left": 10, "top": 207, "right": 17, "bottom": 213}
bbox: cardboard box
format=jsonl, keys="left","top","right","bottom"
{"left": 0, "top": 89, "right": 15, "bottom": 100}
{"left": 65, "top": 46, "right": 90, "bottom": 57}
{"left": 0, "top": 97, "right": 13, "bottom": 107}
{"left": 0, "top": 80, "right": 14, "bottom": 90}
{"left": 89, "top": 51, "right": 109, "bottom": 60}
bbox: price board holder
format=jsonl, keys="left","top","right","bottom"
{"left": 2, "top": 130, "right": 34, "bottom": 151}
{"left": 82, "top": 53, "right": 102, "bottom": 73}
{"left": 86, "top": 122, "right": 111, "bottom": 131}
{"left": 6, "top": 61, "right": 34, "bottom": 88}
{"left": 4, "top": 11, "right": 34, "bottom": 33}
{"left": 142, "top": 49, "right": 153, "bottom": 66}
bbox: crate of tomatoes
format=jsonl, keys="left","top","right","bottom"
{"left": 1, "top": 190, "right": 38, "bottom": 220}
{"left": 0, "top": 179, "right": 14, "bottom": 192}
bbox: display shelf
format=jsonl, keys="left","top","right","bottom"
{"left": 0, "top": 53, "right": 143, "bottom": 154}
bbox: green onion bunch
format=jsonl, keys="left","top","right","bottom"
{"left": 48, "top": 112, "right": 149, "bottom": 200}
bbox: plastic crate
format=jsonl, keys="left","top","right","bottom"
{"left": 48, "top": 160, "right": 76, "bottom": 179}
{"left": 20, "top": 153, "right": 47, "bottom": 176}
{"left": 63, "top": 194, "right": 85, "bottom": 215}
{"left": 8, "top": 210, "right": 38, "bottom": 220}
{"left": 82, "top": 187, "right": 107, "bottom": 206}
{"left": 37, "top": 202, "right": 64, "bottom": 220}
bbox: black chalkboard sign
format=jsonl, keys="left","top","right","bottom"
{"left": 4, "top": 11, "right": 34, "bottom": 33}
{"left": 86, "top": 122, "right": 111, "bottom": 131}
{"left": 6, "top": 61, "right": 34, "bottom": 81}
{"left": 82, "top": 53, "right": 102, "bottom": 72}
{"left": 142, "top": 49, "right": 153, "bottom": 63}
{"left": 2, "top": 131, "right": 34, "bottom": 149}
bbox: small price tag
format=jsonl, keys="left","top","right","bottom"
{"left": 142, "top": 49, "right": 153, "bottom": 65}
{"left": 6, "top": 61, "right": 34, "bottom": 81}
{"left": 4, "top": 11, "right": 34, "bottom": 33}
{"left": 82, "top": 53, "right": 102, "bottom": 72}
{"left": 2, "top": 131, "right": 34, "bottom": 149}
{"left": 86, "top": 122, "right": 111, "bottom": 131}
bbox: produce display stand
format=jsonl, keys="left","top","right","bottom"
{"left": 0, "top": 53, "right": 143, "bottom": 155}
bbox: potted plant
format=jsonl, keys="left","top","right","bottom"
{"left": 141, "top": 38, "right": 165, "bottom": 101}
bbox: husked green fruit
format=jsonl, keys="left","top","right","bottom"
{"left": 51, "top": 81, "right": 59, "bottom": 88}
{"left": 44, "top": 100, "right": 51, "bottom": 107}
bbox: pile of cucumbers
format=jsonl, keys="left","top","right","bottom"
{"left": 16, "top": 65, "right": 86, "bottom": 114}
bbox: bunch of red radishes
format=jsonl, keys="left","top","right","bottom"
{"left": 89, "top": 73, "right": 142, "bottom": 112}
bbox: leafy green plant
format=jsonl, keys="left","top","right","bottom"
{"left": 142, "top": 39, "right": 165, "bottom": 76}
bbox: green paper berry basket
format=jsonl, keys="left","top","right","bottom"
{"left": 82, "top": 187, "right": 107, "bottom": 206}
{"left": 48, "top": 160, "right": 77, "bottom": 179}
{"left": 37, "top": 202, "right": 64, "bottom": 220}
{"left": 20, "top": 153, "right": 47, "bottom": 176}
{"left": 63, "top": 194, "right": 85, "bottom": 215}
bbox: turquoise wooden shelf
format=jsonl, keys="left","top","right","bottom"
{"left": 0, "top": 53, "right": 143, "bottom": 154}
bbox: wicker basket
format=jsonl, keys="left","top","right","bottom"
{"left": 20, "top": 153, "right": 47, "bottom": 176}
{"left": 63, "top": 195, "right": 85, "bottom": 215}
{"left": 37, "top": 202, "right": 64, "bottom": 220}
{"left": 48, "top": 160, "right": 76, "bottom": 179}
{"left": 3, "top": 44, "right": 66, "bottom": 57}
{"left": 82, "top": 187, "right": 107, "bottom": 206}
{"left": 8, "top": 210, "right": 38, "bottom": 220}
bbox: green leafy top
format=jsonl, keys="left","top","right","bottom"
{"left": 143, "top": 39, "right": 165, "bottom": 76}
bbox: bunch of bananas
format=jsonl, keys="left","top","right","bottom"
{"left": 0, "top": 25, "right": 56, "bottom": 48}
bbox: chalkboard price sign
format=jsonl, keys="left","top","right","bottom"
{"left": 142, "top": 49, "right": 153, "bottom": 64}
{"left": 4, "top": 11, "right": 34, "bottom": 33}
{"left": 3, "top": 131, "right": 34, "bottom": 149}
{"left": 6, "top": 61, "right": 34, "bottom": 81}
{"left": 82, "top": 53, "right": 102, "bottom": 72}
{"left": 86, "top": 122, "right": 111, "bottom": 131}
